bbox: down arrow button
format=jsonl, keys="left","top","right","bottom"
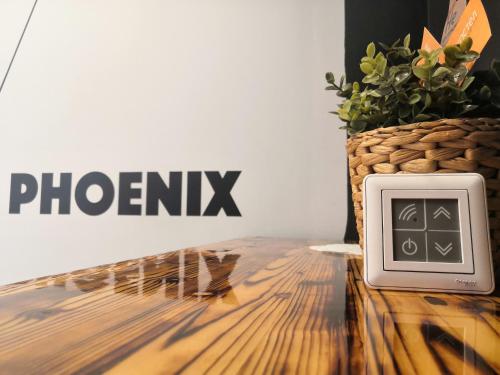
{"left": 427, "top": 231, "right": 462, "bottom": 263}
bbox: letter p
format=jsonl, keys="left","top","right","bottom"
{"left": 9, "top": 173, "right": 38, "bottom": 214}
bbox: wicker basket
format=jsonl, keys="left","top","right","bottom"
{"left": 347, "top": 118, "right": 500, "bottom": 262}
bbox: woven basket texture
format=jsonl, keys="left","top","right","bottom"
{"left": 347, "top": 118, "right": 500, "bottom": 270}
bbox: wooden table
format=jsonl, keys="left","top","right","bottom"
{"left": 0, "top": 238, "right": 498, "bottom": 374}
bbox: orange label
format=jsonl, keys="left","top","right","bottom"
{"left": 421, "top": 27, "right": 442, "bottom": 52}
{"left": 420, "top": 27, "right": 444, "bottom": 64}
{"left": 446, "top": 0, "right": 491, "bottom": 69}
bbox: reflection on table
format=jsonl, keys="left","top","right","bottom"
{"left": 0, "top": 238, "right": 498, "bottom": 374}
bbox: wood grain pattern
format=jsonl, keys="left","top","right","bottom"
{"left": 0, "top": 238, "right": 498, "bottom": 374}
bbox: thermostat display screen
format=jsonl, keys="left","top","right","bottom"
{"left": 392, "top": 199, "right": 462, "bottom": 263}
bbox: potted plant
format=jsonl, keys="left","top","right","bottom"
{"left": 326, "top": 35, "right": 500, "bottom": 260}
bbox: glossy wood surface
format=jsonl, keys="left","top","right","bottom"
{"left": 0, "top": 238, "right": 498, "bottom": 374}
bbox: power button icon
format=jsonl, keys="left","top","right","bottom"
{"left": 393, "top": 231, "right": 425, "bottom": 261}
{"left": 401, "top": 237, "right": 418, "bottom": 255}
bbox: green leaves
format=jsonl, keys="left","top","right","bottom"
{"left": 366, "top": 42, "right": 376, "bottom": 58}
{"left": 432, "top": 67, "right": 451, "bottom": 78}
{"left": 325, "top": 35, "right": 494, "bottom": 134}
{"left": 479, "top": 85, "right": 491, "bottom": 100}
{"left": 350, "top": 120, "right": 367, "bottom": 133}
{"left": 460, "top": 37, "right": 472, "bottom": 51}
{"left": 360, "top": 62, "right": 373, "bottom": 75}
{"left": 444, "top": 36, "right": 479, "bottom": 67}
{"left": 375, "top": 53, "right": 387, "bottom": 75}
{"left": 359, "top": 47, "right": 388, "bottom": 85}
{"left": 424, "top": 93, "right": 432, "bottom": 108}
{"left": 465, "top": 59, "right": 500, "bottom": 117}
{"left": 403, "top": 34, "right": 411, "bottom": 49}
{"left": 325, "top": 72, "right": 353, "bottom": 98}
{"left": 461, "top": 76, "right": 475, "bottom": 91}
{"left": 325, "top": 72, "right": 335, "bottom": 84}
{"left": 492, "top": 59, "right": 500, "bottom": 78}
{"left": 408, "top": 93, "right": 421, "bottom": 105}
{"left": 412, "top": 66, "right": 431, "bottom": 81}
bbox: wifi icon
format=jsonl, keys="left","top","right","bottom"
{"left": 398, "top": 203, "right": 417, "bottom": 221}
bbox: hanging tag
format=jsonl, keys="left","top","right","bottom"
{"left": 441, "top": 0, "right": 467, "bottom": 46}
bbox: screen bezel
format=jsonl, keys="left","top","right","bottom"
{"left": 382, "top": 189, "right": 474, "bottom": 274}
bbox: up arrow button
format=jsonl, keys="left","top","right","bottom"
{"left": 433, "top": 206, "right": 451, "bottom": 220}
{"left": 426, "top": 199, "right": 459, "bottom": 231}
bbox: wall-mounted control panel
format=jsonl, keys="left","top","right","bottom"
{"left": 363, "top": 173, "right": 494, "bottom": 294}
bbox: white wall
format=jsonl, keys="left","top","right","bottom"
{"left": 0, "top": 0, "right": 346, "bottom": 285}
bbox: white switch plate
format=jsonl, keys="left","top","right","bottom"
{"left": 363, "top": 173, "right": 494, "bottom": 294}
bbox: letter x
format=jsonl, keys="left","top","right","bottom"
{"left": 203, "top": 171, "right": 241, "bottom": 216}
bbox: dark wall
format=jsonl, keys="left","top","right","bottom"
{"left": 345, "top": 0, "right": 428, "bottom": 84}
{"left": 343, "top": 0, "right": 500, "bottom": 242}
